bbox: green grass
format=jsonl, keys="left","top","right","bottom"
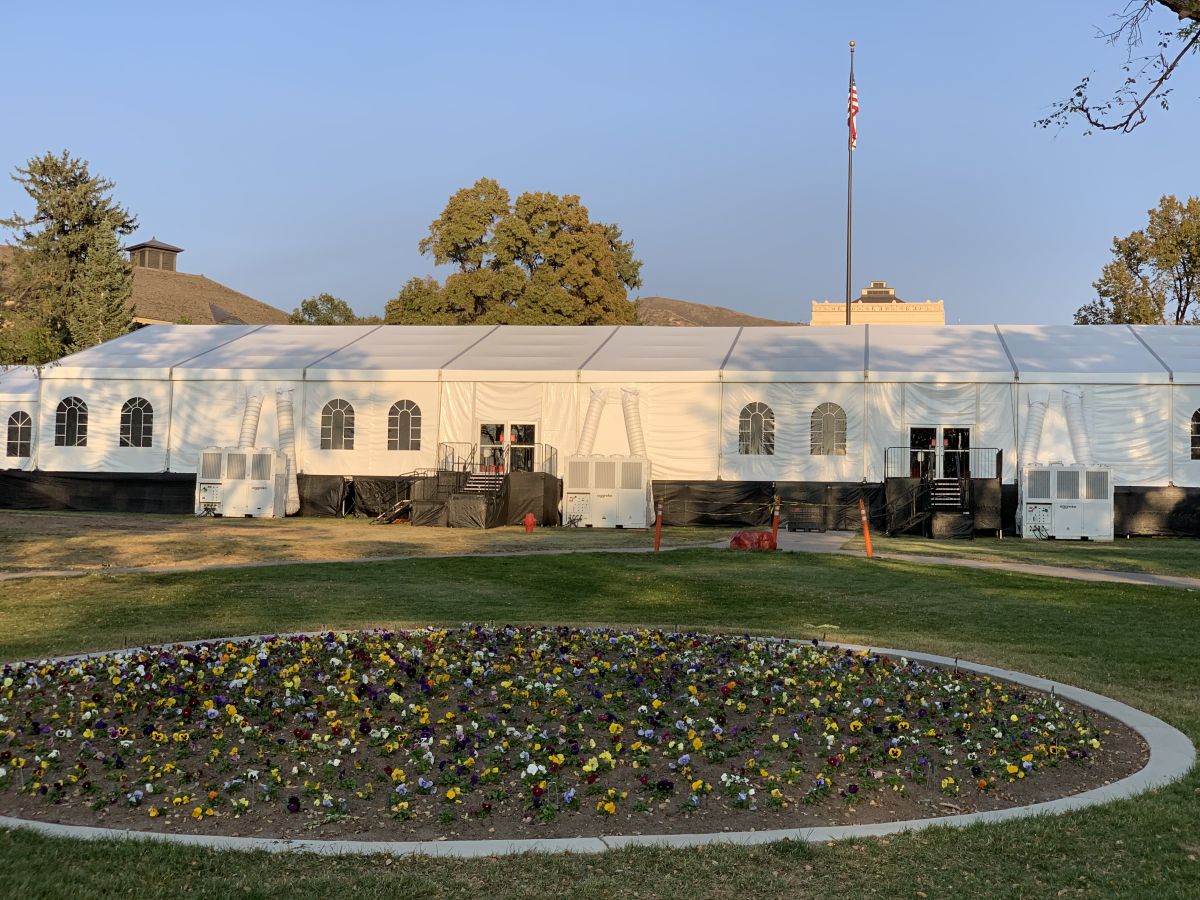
{"left": 843, "top": 533, "right": 1200, "bottom": 579}
{"left": 2, "top": 550, "right": 1199, "bottom": 899}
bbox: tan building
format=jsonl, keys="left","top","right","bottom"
{"left": 0, "top": 240, "right": 289, "bottom": 326}
{"left": 810, "top": 280, "right": 944, "bottom": 326}
{"left": 124, "top": 239, "right": 289, "bottom": 326}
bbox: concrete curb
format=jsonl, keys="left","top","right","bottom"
{"left": 1, "top": 639, "right": 1192, "bottom": 857}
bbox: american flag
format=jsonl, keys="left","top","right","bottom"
{"left": 848, "top": 75, "right": 858, "bottom": 150}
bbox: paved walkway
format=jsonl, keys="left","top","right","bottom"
{"left": 775, "top": 530, "right": 1200, "bottom": 590}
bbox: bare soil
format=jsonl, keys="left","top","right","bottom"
{"left": 0, "top": 511, "right": 726, "bottom": 575}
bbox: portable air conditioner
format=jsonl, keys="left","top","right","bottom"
{"left": 194, "top": 447, "right": 289, "bottom": 518}
{"left": 563, "top": 455, "right": 651, "bottom": 527}
{"left": 1020, "top": 464, "right": 1113, "bottom": 541}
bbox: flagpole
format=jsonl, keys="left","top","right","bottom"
{"left": 845, "top": 40, "right": 856, "bottom": 326}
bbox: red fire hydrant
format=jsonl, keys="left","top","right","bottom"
{"left": 522, "top": 511, "right": 536, "bottom": 533}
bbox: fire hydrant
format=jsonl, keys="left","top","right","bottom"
{"left": 522, "top": 511, "right": 536, "bottom": 533}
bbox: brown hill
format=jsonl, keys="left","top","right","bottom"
{"left": 635, "top": 296, "right": 800, "bottom": 327}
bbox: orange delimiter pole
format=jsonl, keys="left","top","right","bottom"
{"left": 858, "top": 497, "right": 874, "bottom": 558}
{"left": 770, "top": 496, "right": 780, "bottom": 550}
{"left": 653, "top": 499, "right": 663, "bottom": 552}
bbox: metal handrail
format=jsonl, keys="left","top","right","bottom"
{"left": 884, "top": 447, "right": 1002, "bottom": 480}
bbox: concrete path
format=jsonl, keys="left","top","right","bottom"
{"left": 775, "top": 529, "right": 1200, "bottom": 590}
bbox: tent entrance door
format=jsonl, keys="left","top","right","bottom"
{"left": 909, "top": 427, "right": 971, "bottom": 479}
{"left": 479, "top": 423, "right": 537, "bottom": 473}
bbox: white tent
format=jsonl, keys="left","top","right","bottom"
{"left": 7, "top": 323, "right": 1200, "bottom": 489}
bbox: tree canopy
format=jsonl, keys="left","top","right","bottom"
{"left": 1075, "top": 194, "right": 1200, "bottom": 324}
{"left": 0, "top": 151, "right": 137, "bottom": 363}
{"left": 288, "top": 292, "right": 378, "bottom": 325}
{"left": 1039, "top": 1, "right": 1200, "bottom": 134}
{"left": 385, "top": 178, "right": 642, "bottom": 325}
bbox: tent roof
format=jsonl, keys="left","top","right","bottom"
{"left": 723, "top": 326, "right": 866, "bottom": 382}
{"left": 1129, "top": 326, "right": 1200, "bottom": 384}
{"left": 42, "top": 325, "right": 265, "bottom": 380}
{"left": 172, "top": 324, "right": 381, "bottom": 380}
{"left": 868, "top": 325, "right": 1016, "bottom": 383}
{"left": 445, "top": 326, "right": 618, "bottom": 382}
{"left": 0, "top": 365, "right": 39, "bottom": 401}
{"left": 23, "top": 323, "right": 1199, "bottom": 385}
{"left": 583, "top": 327, "right": 740, "bottom": 382}
{"left": 996, "top": 325, "right": 1170, "bottom": 384}
{"left": 307, "top": 325, "right": 495, "bottom": 382}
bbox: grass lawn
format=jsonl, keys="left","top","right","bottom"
{"left": 1, "top": 550, "right": 1198, "bottom": 899}
{"left": 843, "top": 533, "right": 1200, "bottom": 579}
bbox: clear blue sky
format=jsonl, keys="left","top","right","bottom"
{"left": 1, "top": 1, "right": 1196, "bottom": 324}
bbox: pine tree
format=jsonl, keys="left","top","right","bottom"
{"left": 65, "top": 225, "right": 133, "bottom": 350}
{"left": 0, "top": 151, "right": 137, "bottom": 362}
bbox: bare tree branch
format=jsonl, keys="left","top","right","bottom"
{"left": 1037, "top": 1, "right": 1200, "bottom": 134}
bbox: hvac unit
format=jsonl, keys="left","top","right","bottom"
{"left": 563, "top": 455, "right": 651, "bottom": 527}
{"left": 1020, "top": 464, "right": 1113, "bottom": 541}
{"left": 195, "top": 447, "right": 289, "bottom": 518}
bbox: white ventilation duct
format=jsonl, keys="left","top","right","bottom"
{"left": 621, "top": 387, "right": 647, "bottom": 458}
{"left": 576, "top": 387, "right": 608, "bottom": 456}
{"left": 275, "top": 389, "right": 301, "bottom": 515}
{"left": 238, "top": 394, "right": 264, "bottom": 449}
{"left": 1062, "top": 389, "right": 1094, "bottom": 466}
{"left": 1019, "top": 391, "right": 1049, "bottom": 468}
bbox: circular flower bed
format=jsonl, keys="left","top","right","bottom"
{"left": 0, "top": 627, "right": 1145, "bottom": 840}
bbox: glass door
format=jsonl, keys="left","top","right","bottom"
{"left": 479, "top": 423, "right": 506, "bottom": 472}
{"left": 508, "top": 424, "right": 536, "bottom": 472}
{"left": 909, "top": 426, "right": 971, "bottom": 478}
{"left": 479, "top": 422, "right": 538, "bottom": 473}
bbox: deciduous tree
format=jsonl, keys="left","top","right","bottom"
{"left": 1075, "top": 195, "right": 1200, "bottom": 324}
{"left": 289, "top": 292, "right": 372, "bottom": 324}
{"left": 386, "top": 178, "right": 642, "bottom": 325}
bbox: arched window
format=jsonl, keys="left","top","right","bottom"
{"left": 120, "top": 397, "right": 154, "bottom": 448}
{"left": 1192, "top": 409, "right": 1200, "bottom": 460}
{"left": 55, "top": 397, "right": 88, "bottom": 447}
{"left": 810, "top": 402, "right": 847, "bottom": 456}
{"left": 6, "top": 411, "right": 32, "bottom": 458}
{"left": 738, "top": 402, "right": 774, "bottom": 455}
{"left": 320, "top": 399, "right": 354, "bottom": 450}
{"left": 388, "top": 400, "right": 421, "bottom": 451}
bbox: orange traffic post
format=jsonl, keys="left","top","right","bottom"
{"left": 858, "top": 497, "right": 873, "bottom": 558}
{"left": 653, "top": 499, "right": 663, "bottom": 552}
{"left": 770, "top": 495, "right": 781, "bottom": 550}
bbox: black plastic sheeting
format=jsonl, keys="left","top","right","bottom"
{"left": 352, "top": 476, "right": 421, "bottom": 519}
{"left": 0, "top": 470, "right": 195, "bottom": 513}
{"left": 411, "top": 499, "right": 448, "bottom": 527}
{"left": 499, "top": 472, "right": 559, "bottom": 527}
{"left": 653, "top": 481, "right": 885, "bottom": 530}
{"left": 297, "top": 475, "right": 347, "bottom": 517}
{"left": 447, "top": 493, "right": 496, "bottom": 528}
{"left": 440, "top": 473, "right": 559, "bottom": 529}
{"left": 1115, "top": 486, "right": 1200, "bottom": 536}
{"left": 654, "top": 481, "right": 773, "bottom": 527}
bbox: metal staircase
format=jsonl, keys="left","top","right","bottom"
{"left": 463, "top": 473, "right": 505, "bottom": 494}
{"left": 930, "top": 479, "right": 965, "bottom": 509}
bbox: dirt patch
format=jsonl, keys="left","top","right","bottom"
{"left": 0, "top": 511, "right": 727, "bottom": 574}
{"left": 0, "top": 628, "right": 1147, "bottom": 842}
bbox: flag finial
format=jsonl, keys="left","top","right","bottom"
{"left": 849, "top": 40, "right": 855, "bottom": 47}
